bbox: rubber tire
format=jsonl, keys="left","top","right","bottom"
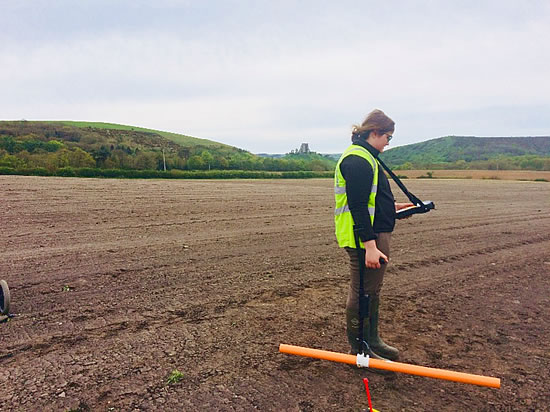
{"left": 0, "top": 280, "right": 10, "bottom": 315}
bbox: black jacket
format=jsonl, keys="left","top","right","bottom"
{"left": 339, "top": 137, "right": 395, "bottom": 242}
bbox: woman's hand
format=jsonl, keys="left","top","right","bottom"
{"left": 363, "top": 240, "right": 388, "bottom": 269}
{"left": 395, "top": 202, "right": 415, "bottom": 219}
{"left": 395, "top": 202, "right": 415, "bottom": 211}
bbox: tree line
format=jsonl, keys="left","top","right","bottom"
{"left": 381, "top": 135, "right": 550, "bottom": 170}
{"left": 0, "top": 135, "right": 336, "bottom": 173}
{"left": 394, "top": 155, "right": 550, "bottom": 171}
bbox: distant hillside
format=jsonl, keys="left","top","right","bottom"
{"left": 0, "top": 121, "right": 335, "bottom": 174}
{"left": 380, "top": 136, "right": 550, "bottom": 170}
{"left": 1, "top": 120, "right": 234, "bottom": 150}
{"left": 321, "top": 153, "right": 341, "bottom": 161}
{"left": 59, "top": 121, "right": 233, "bottom": 150}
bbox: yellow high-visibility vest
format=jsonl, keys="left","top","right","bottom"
{"left": 334, "top": 144, "right": 379, "bottom": 248}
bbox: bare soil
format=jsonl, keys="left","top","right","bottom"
{"left": 1, "top": 176, "right": 549, "bottom": 411}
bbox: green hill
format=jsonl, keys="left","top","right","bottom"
{"left": 0, "top": 120, "right": 234, "bottom": 151}
{"left": 380, "top": 136, "right": 550, "bottom": 170}
{"left": 3, "top": 122, "right": 548, "bottom": 174}
{"left": 0, "top": 120, "right": 335, "bottom": 175}
{"left": 58, "top": 121, "right": 233, "bottom": 149}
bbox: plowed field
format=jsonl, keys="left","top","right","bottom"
{"left": 1, "top": 176, "right": 549, "bottom": 411}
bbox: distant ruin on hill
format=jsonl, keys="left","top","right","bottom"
{"left": 289, "top": 143, "right": 311, "bottom": 154}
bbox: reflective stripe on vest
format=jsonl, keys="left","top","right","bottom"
{"left": 334, "top": 144, "right": 379, "bottom": 249}
{"left": 334, "top": 205, "right": 375, "bottom": 216}
{"left": 334, "top": 185, "right": 377, "bottom": 195}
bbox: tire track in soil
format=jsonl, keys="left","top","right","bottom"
{"left": 0, "top": 268, "right": 346, "bottom": 366}
{"left": 402, "top": 212, "right": 550, "bottom": 235}
{"left": 391, "top": 232, "right": 550, "bottom": 271}
{"left": 385, "top": 253, "right": 550, "bottom": 409}
{"left": 1, "top": 177, "right": 549, "bottom": 411}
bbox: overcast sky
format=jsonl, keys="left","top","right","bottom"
{"left": 2, "top": 1, "right": 549, "bottom": 153}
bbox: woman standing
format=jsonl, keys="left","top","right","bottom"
{"left": 334, "top": 109, "right": 412, "bottom": 359}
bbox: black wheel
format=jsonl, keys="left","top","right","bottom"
{"left": 0, "top": 280, "right": 10, "bottom": 315}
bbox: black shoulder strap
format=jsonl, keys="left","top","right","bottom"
{"left": 377, "top": 157, "right": 424, "bottom": 206}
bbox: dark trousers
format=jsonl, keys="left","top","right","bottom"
{"left": 345, "top": 232, "right": 391, "bottom": 310}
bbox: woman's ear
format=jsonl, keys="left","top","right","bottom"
{"left": 369, "top": 130, "right": 382, "bottom": 139}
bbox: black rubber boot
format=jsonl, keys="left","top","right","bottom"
{"left": 346, "top": 308, "right": 395, "bottom": 376}
{"left": 346, "top": 308, "right": 387, "bottom": 360}
{"left": 346, "top": 308, "right": 363, "bottom": 355}
{"left": 367, "top": 294, "right": 399, "bottom": 361}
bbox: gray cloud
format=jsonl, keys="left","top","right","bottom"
{"left": 1, "top": 1, "right": 549, "bottom": 153}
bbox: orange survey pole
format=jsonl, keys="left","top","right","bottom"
{"left": 279, "top": 344, "right": 500, "bottom": 389}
